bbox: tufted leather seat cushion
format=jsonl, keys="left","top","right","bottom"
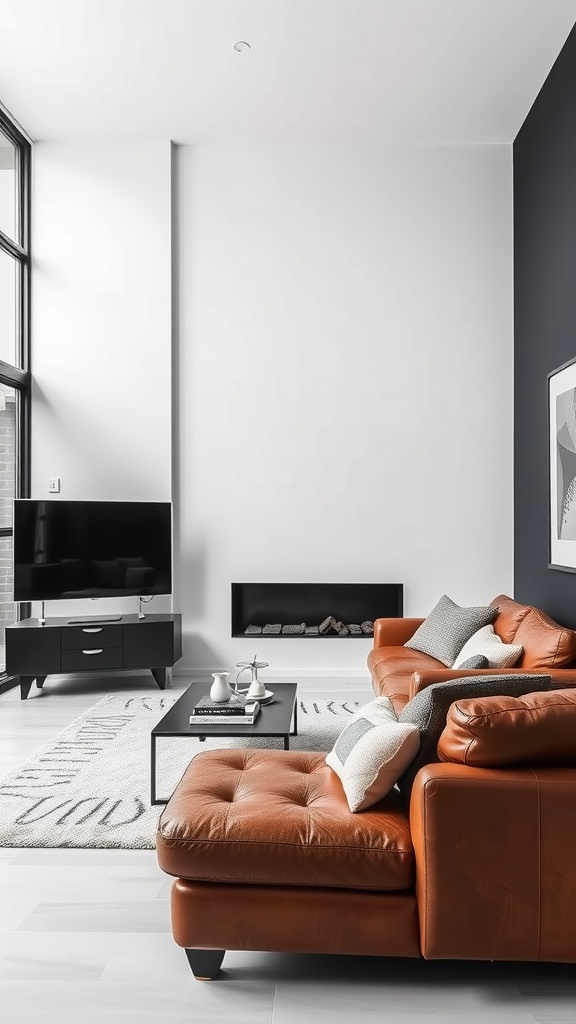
{"left": 157, "top": 748, "right": 414, "bottom": 892}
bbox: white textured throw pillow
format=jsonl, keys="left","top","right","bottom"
{"left": 453, "top": 624, "right": 523, "bottom": 669}
{"left": 326, "top": 697, "right": 420, "bottom": 812}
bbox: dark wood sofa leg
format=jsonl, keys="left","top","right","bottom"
{"left": 185, "top": 949, "right": 225, "bottom": 980}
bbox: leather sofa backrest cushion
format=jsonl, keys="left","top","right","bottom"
{"left": 490, "top": 594, "right": 576, "bottom": 668}
{"left": 490, "top": 594, "right": 532, "bottom": 643}
{"left": 438, "top": 688, "right": 576, "bottom": 767}
{"left": 397, "top": 673, "right": 551, "bottom": 802}
{"left": 514, "top": 608, "right": 576, "bottom": 669}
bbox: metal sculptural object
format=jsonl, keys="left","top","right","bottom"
{"left": 235, "top": 655, "right": 269, "bottom": 699}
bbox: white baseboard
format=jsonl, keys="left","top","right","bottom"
{"left": 173, "top": 666, "right": 369, "bottom": 680}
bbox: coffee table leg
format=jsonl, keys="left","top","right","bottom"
{"left": 284, "top": 735, "right": 289, "bottom": 750}
{"left": 150, "top": 734, "right": 158, "bottom": 806}
{"left": 290, "top": 698, "right": 298, "bottom": 736}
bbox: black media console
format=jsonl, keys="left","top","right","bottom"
{"left": 6, "top": 613, "right": 182, "bottom": 700}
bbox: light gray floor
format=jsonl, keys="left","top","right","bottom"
{"left": 0, "top": 671, "right": 575, "bottom": 1023}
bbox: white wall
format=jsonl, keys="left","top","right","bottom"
{"left": 178, "top": 144, "right": 513, "bottom": 674}
{"left": 32, "top": 141, "right": 172, "bottom": 618}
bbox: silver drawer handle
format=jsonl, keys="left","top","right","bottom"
{"left": 82, "top": 627, "right": 103, "bottom": 633}
{"left": 82, "top": 649, "right": 104, "bottom": 655}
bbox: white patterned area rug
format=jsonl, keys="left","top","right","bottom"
{"left": 0, "top": 693, "right": 359, "bottom": 850}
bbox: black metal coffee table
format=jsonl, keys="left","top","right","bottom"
{"left": 150, "top": 681, "right": 298, "bottom": 805}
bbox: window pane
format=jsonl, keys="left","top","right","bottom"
{"left": 0, "top": 248, "right": 17, "bottom": 365}
{"left": 0, "top": 384, "right": 16, "bottom": 528}
{"left": 0, "top": 129, "right": 17, "bottom": 242}
{"left": 0, "top": 535, "right": 15, "bottom": 672}
{"left": 0, "top": 382, "right": 15, "bottom": 672}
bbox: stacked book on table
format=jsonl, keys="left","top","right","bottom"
{"left": 189, "top": 692, "right": 261, "bottom": 725}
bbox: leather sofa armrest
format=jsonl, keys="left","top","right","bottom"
{"left": 408, "top": 666, "right": 565, "bottom": 700}
{"left": 373, "top": 618, "right": 424, "bottom": 649}
{"left": 409, "top": 762, "right": 576, "bottom": 962}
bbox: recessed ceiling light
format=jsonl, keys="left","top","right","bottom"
{"left": 233, "top": 40, "right": 251, "bottom": 53}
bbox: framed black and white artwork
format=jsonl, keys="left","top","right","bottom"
{"left": 549, "top": 355, "right": 576, "bottom": 572}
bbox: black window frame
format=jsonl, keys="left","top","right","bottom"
{"left": 0, "top": 105, "right": 31, "bottom": 692}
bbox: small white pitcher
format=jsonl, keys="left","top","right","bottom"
{"left": 210, "top": 672, "right": 232, "bottom": 703}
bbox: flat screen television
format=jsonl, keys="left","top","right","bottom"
{"left": 13, "top": 500, "right": 172, "bottom": 602}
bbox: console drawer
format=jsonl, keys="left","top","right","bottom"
{"left": 62, "top": 625, "right": 122, "bottom": 649}
{"left": 61, "top": 646, "right": 123, "bottom": 672}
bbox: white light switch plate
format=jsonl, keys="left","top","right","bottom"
{"left": 48, "top": 478, "right": 60, "bottom": 493}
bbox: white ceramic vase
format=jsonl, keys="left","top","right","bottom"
{"left": 210, "top": 672, "right": 232, "bottom": 703}
{"left": 247, "top": 677, "right": 266, "bottom": 700}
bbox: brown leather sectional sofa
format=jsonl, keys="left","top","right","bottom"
{"left": 368, "top": 593, "right": 576, "bottom": 711}
{"left": 156, "top": 593, "right": 576, "bottom": 978}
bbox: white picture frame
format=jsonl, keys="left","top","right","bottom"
{"left": 549, "top": 355, "right": 576, "bottom": 572}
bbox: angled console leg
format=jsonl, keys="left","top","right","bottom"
{"left": 36, "top": 676, "right": 47, "bottom": 689}
{"left": 185, "top": 948, "right": 225, "bottom": 980}
{"left": 20, "top": 676, "right": 34, "bottom": 701}
{"left": 151, "top": 667, "right": 168, "bottom": 690}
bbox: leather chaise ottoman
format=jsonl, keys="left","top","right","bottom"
{"left": 156, "top": 747, "right": 420, "bottom": 978}
{"left": 157, "top": 682, "right": 576, "bottom": 977}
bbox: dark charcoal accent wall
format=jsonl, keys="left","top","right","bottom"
{"left": 514, "top": 23, "right": 576, "bottom": 627}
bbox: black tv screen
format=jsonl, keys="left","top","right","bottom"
{"left": 13, "top": 500, "right": 172, "bottom": 602}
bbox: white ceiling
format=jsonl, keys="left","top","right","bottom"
{"left": 0, "top": 0, "right": 575, "bottom": 143}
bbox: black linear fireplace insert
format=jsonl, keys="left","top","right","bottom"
{"left": 231, "top": 582, "right": 403, "bottom": 638}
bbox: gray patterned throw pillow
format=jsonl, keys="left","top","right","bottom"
{"left": 457, "top": 654, "right": 489, "bottom": 669}
{"left": 397, "top": 672, "right": 552, "bottom": 801}
{"left": 404, "top": 595, "right": 497, "bottom": 667}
